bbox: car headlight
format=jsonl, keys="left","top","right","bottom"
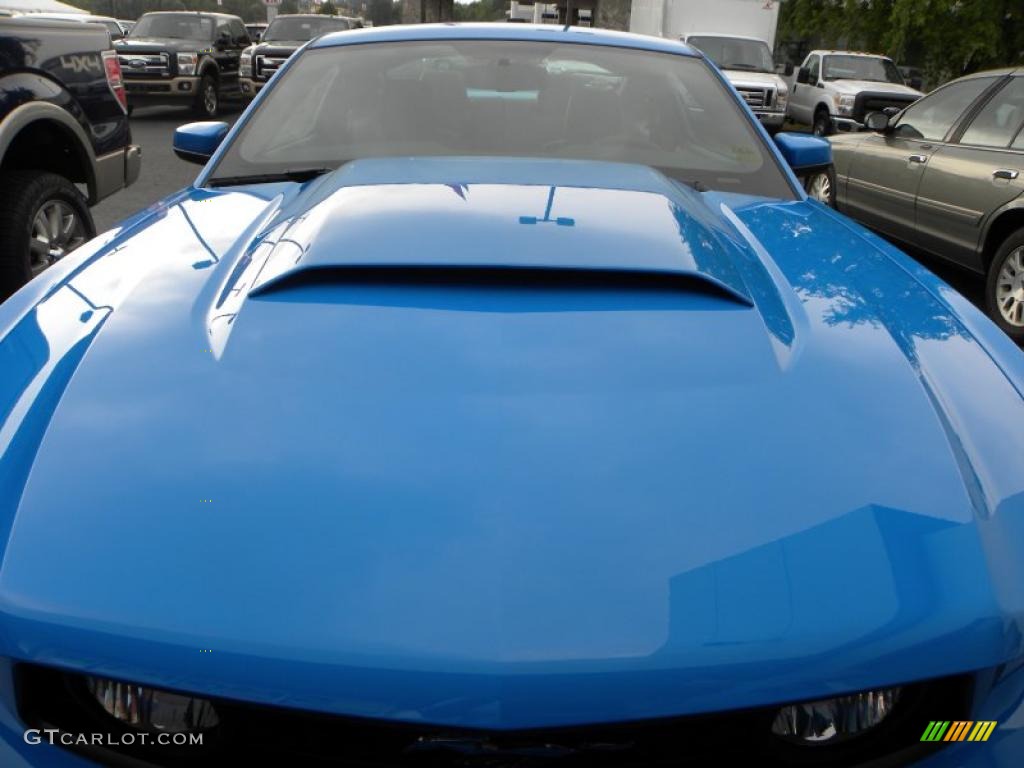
{"left": 177, "top": 52, "right": 198, "bottom": 76}
{"left": 240, "top": 51, "right": 252, "bottom": 78}
{"left": 836, "top": 94, "right": 856, "bottom": 117}
{"left": 772, "top": 686, "right": 900, "bottom": 743}
{"left": 87, "top": 676, "right": 219, "bottom": 733}
{"left": 776, "top": 85, "right": 788, "bottom": 110}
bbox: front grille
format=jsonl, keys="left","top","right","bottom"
{"left": 126, "top": 83, "right": 171, "bottom": 93}
{"left": 737, "top": 87, "right": 774, "bottom": 110}
{"left": 853, "top": 92, "right": 920, "bottom": 123}
{"left": 118, "top": 52, "right": 170, "bottom": 77}
{"left": 17, "top": 663, "right": 970, "bottom": 768}
{"left": 255, "top": 55, "right": 288, "bottom": 81}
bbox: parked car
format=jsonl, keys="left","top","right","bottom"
{"left": 0, "top": 16, "right": 139, "bottom": 301}
{"left": 239, "top": 14, "right": 357, "bottom": 96}
{"left": 2, "top": 23, "right": 1023, "bottom": 768}
{"left": 829, "top": 67, "right": 1024, "bottom": 340}
{"left": 117, "top": 19, "right": 135, "bottom": 34}
{"left": 115, "top": 11, "right": 251, "bottom": 117}
{"left": 27, "top": 12, "right": 127, "bottom": 40}
{"left": 683, "top": 34, "right": 791, "bottom": 134}
{"left": 788, "top": 50, "right": 923, "bottom": 135}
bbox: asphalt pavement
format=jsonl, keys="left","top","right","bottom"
{"left": 91, "top": 104, "right": 243, "bottom": 234}
{"left": 92, "top": 107, "right": 986, "bottom": 313}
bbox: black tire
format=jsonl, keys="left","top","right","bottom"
{"left": 193, "top": 73, "right": 219, "bottom": 118}
{"left": 812, "top": 108, "right": 833, "bottom": 137}
{"left": 985, "top": 227, "right": 1024, "bottom": 342}
{"left": 803, "top": 166, "right": 837, "bottom": 208}
{"left": 0, "top": 170, "right": 94, "bottom": 301}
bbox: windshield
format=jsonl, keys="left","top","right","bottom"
{"left": 687, "top": 36, "right": 774, "bottom": 73}
{"left": 210, "top": 40, "right": 791, "bottom": 197}
{"left": 822, "top": 55, "right": 904, "bottom": 84}
{"left": 129, "top": 14, "right": 214, "bottom": 41}
{"left": 264, "top": 16, "right": 351, "bottom": 42}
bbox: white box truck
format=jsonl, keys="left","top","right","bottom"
{"left": 629, "top": 0, "right": 790, "bottom": 133}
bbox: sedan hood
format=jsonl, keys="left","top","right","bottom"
{"left": 1, "top": 158, "right": 1022, "bottom": 729}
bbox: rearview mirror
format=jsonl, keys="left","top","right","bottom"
{"left": 773, "top": 132, "right": 832, "bottom": 172}
{"left": 796, "top": 67, "right": 810, "bottom": 84}
{"left": 173, "top": 121, "right": 230, "bottom": 165}
{"left": 864, "top": 112, "right": 891, "bottom": 132}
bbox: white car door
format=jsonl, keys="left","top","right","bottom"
{"left": 788, "top": 54, "right": 819, "bottom": 126}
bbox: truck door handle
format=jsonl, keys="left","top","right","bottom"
{"left": 993, "top": 169, "right": 1020, "bottom": 180}
{"left": 908, "top": 154, "right": 928, "bottom": 165}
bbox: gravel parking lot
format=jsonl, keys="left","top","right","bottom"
{"left": 93, "top": 105, "right": 986, "bottom": 316}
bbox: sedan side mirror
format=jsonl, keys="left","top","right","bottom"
{"left": 173, "top": 121, "right": 230, "bottom": 165}
{"left": 773, "top": 132, "right": 832, "bottom": 173}
{"left": 864, "top": 112, "right": 891, "bottom": 133}
{"left": 796, "top": 67, "right": 809, "bottom": 84}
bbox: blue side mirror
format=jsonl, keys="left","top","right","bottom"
{"left": 773, "top": 132, "right": 832, "bottom": 172}
{"left": 173, "top": 122, "right": 230, "bottom": 165}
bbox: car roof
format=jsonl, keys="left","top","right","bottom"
{"left": 32, "top": 13, "right": 117, "bottom": 22}
{"left": 138, "top": 11, "right": 240, "bottom": 20}
{"left": 685, "top": 33, "right": 769, "bottom": 44}
{"left": 810, "top": 50, "right": 892, "bottom": 58}
{"left": 312, "top": 22, "right": 700, "bottom": 57}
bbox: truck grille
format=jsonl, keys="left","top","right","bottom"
{"left": 118, "top": 52, "right": 170, "bottom": 77}
{"left": 255, "top": 55, "right": 288, "bottom": 81}
{"left": 737, "top": 87, "right": 774, "bottom": 110}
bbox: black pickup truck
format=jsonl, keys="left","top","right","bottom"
{"left": 0, "top": 16, "right": 140, "bottom": 301}
{"left": 239, "top": 14, "right": 357, "bottom": 96}
{"left": 115, "top": 11, "right": 251, "bottom": 117}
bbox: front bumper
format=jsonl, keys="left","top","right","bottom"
{"left": 123, "top": 76, "right": 200, "bottom": 102}
{"left": 754, "top": 110, "right": 786, "bottom": 127}
{"left": 239, "top": 77, "right": 266, "bottom": 96}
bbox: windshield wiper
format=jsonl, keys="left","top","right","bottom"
{"left": 207, "top": 168, "right": 333, "bottom": 187}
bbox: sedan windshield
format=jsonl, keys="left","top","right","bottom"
{"left": 264, "top": 16, "right": 352, "bottom": 42}
{"left": 210, "top": 40, "right": 792, "bottom": 197}
{"left": 686, "top": 36, "right": 774, "bottom": 73}
{"left": 129, "top": 14, "right": 214, "bottom": 41}
{"left": 823, "top": 55, "right": 904, "bottom": 84}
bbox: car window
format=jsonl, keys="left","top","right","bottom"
{"left": 822, "top": 55, "right": 903, "bottom": 85}
{"left": 687, "top": 36, "right": 775, "bottom": 74}
{"left": 806, "top": 55, "right": 819, "bottom": 82}
{"left": 959, "top": 77, "right": 1024, "bottom": 149}
{"left": 210, "top": 40, "right": 795, "bottom": 198}
{"left": 129, "top": 14, "right": 214, "bottom": 41}
{"left": 894, "top": 77, "right": 995, "bottom": 141}
{"left": 263, "top": 16, "right": 353, "bottom": 42}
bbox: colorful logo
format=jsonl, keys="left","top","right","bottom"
{"left": 921, "top": 721, "right": 997, "bottom": 742}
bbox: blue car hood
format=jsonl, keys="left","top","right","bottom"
{"left": 1, "top": 158, "right": 1023, "bottom": 729}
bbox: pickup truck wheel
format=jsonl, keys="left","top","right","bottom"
{"left": 0, "top": 171, "right": 94, "bottom": 299}
{"left": 804, "top": 167, "right": 836, "bottom": 208}
{"left": 812, "top": 110, "right": 833, "bottom": 137}
{"left": 193, "top": 74, "right": 219, "bottom": 118}
{"left": 986, "top": 229, "right": 1024, "bottom": 341}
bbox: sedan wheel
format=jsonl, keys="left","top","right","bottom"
{"left": 995, "top": 246, "right": 1024, "bottom": 328}
{"left": 30, "top": 200, "right": 88, "bottom": 278}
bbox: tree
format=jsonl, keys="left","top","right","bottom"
{"left": 777, "top": 0, "right": 1024, "bottom": 86}
{"left": 319, "top": 0, "right": 337, "bottom": 14}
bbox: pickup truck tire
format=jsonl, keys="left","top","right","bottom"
{"left": 0, "top": 171, "right": 94, "bottom": 299}
{"left": 813, "top": 108, "right": 833, "bottom": 137}
{"left": 985, "top": 228, "right": 1024, "bottom": 342}
{"left": 193, "top": 74, "right": 219, "bottom": 118}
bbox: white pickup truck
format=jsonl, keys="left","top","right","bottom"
{"left": 787, "top": 50, "right": 922, "bottom": 136}
{"left": 682, "top": 34, "right": 790, "bottom": 134}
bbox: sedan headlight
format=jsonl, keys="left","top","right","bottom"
{"left": 772, "top": 687, "right": 900, "bottom": 743}
{"left": 836, "top": 94, "right": 856, "bottom": 117}
{"left": 87, "top": 676, "right": 219, "bottom": 733}
{"left": 177, "top": 52, "right": 198, "bottom": 76}
{"left": 240, "top": 51, "right": 252, "bottom": 78}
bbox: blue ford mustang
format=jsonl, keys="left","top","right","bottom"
{"left": 1, "top": 23, "right": 1023, "bottom": 768}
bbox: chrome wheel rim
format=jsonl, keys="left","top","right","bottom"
{"left": 204, "top": 83, "right": 217, "bottom": 115}
{"left": 809, "top": 172, "right": 832, "bottom": 204}
{"left": 29, "top": 199, "right": 86, "bottom": 277}
{"left": 996, "top": 246, "right": 1024, "bottom": 327}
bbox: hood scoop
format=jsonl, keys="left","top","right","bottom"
{"left": 247, "top": 178, "right": 753, "bottom": 306}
